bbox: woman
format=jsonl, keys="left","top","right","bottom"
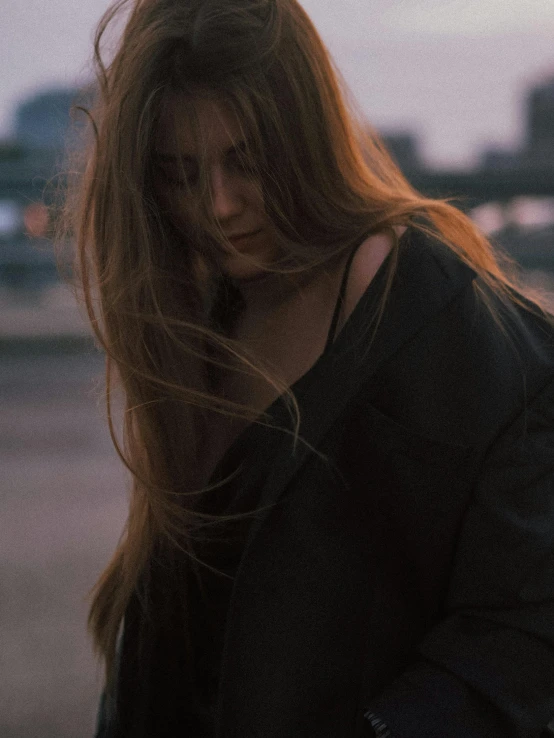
{"left": 66, "top": 0, "right": 554, "bottom": 736}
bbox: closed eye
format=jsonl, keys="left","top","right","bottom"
{"left": 226, "top": 146, "right": 257, "bottom": 175}
{"left": 154, "top": 139, "right": 257, "bottom": 189}
{"left": 156, "top": 161, "right": 199, "bottom": 190}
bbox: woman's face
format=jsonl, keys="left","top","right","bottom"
{"left": 155, "top": 94, "right": 280, "bottom": 280}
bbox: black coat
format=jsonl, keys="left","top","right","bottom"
{"left": 98, "top": 229, "right": 554, "bottom": 738}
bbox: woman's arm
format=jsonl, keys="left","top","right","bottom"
{"left": 363, "top": 375, "right": 554, "bottom": 738}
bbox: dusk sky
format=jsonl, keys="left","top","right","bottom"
{"left": 2, "top": 0, "right": 554, "bottom": 168}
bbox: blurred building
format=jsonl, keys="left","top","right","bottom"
{"left": 13, "top": 86, "right": 95, "bottom": 153}
{"left": 379, "top": 132, "right": 421, "bottom": 172}
{"left": 525, "top": 76, "right": 554, "bottom": 166}
{"left": 481, "top": 75, "right": 554, "bottom": 170}
{"left": 15, "top": 88, "right": 80, "bottom": 150}
{"left": 480, "top": 148, "right": 521, "bottom": 171}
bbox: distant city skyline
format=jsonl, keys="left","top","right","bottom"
{"left": 2, "top": 0, "right": 554, "bottom": 168}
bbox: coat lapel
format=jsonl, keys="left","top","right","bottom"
{"left": 240, "top": 229, "right": 476, "bottom": 555}
{"left": 215, "top": 229, "right": 477, "bottom": 735}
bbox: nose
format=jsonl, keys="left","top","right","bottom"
{"left": 208, "top": 166, "right": 243, "bottom": 222}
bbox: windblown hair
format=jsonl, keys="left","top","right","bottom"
{"left": 62, "top": 0, "right": 539, "bottom": 679}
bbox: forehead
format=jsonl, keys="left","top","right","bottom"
{"left": 155, "top": 94, "right": 244, "bottom": 157}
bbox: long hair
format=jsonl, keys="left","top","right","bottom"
{"left": 62, "top": 0, "right": 541, "bottom": 678}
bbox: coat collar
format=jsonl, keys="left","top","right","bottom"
{"left": 215, "top": 227, "right": 477, "bottom": 727}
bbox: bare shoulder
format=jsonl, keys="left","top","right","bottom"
{"left": 342, "top": 225, "right": 408, "bottom": 321}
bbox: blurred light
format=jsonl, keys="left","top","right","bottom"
{"left": 510, "top": 197, "right": 554, "bottom": 229}
{"left": 471, "top": 203, "right": 506, "bottom": 234}
{"left": 472, "top": 198, "right": 554, "bottom": 234}
{"left": 23, "top": 202, "right": 50, "bottom": 238}
{"left": 0, "top": 200, "right": 20, "bottom": 236}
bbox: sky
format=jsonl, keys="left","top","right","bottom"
{"left": 1, "top": 0, "right": 554, "bottom": 169}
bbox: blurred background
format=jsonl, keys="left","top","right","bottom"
{"left": 1, "top": 0, "right": 554, "bottom": 735}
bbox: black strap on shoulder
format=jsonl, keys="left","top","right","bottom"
{"left": 323, "top": 239, "right": 364, "bottom": 354}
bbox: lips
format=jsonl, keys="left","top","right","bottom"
{"left": 226, "top": 229, "right": 262, "bottom": 243}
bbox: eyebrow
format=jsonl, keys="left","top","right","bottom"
{"left": 154, "top": 140, "right": 249, "bottom": 164}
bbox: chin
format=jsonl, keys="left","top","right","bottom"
{"left": 218, "top": 247, "right": 280, "bottom": 282}
{"left": 219, "top": 256, "right": 271, "bottom": 282}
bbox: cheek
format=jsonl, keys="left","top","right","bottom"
{"left": 245, "top": 181, "right": 266, "bottom": 214}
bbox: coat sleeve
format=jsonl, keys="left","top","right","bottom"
{"left": 364, "top": 375, "right": 554, "bottom": 738}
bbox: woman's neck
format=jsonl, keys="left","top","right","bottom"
{"left": 233, "top": 269, "right": 309, "bottom": 315}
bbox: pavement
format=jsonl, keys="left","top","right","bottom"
{"left": 0, "top": 282, "right": 95, "bottom": 355}
{"left": 1, "top": 351, "right": 127, "bottom": 737}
